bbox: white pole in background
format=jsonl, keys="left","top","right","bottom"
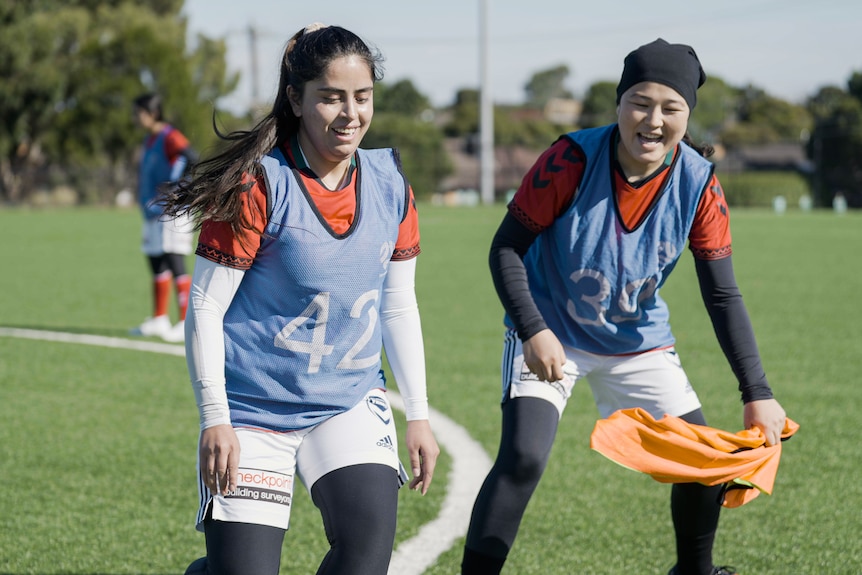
{"left": 248, "top": 24, "right": 260, "bottom": 110}
{"left": 479, "top": 0, "right": 495, "bottom": 204}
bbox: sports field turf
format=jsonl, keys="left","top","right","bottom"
{"left": 1, "top": 205, "right": 859, "bottom": 573}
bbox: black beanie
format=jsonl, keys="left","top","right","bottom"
{"left": 615, "top": 38, "right": 706, "bottom": 110}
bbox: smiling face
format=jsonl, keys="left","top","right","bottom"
{"left": 288, "top": 54, "right": 374, "bottom": 186}
{"left": 616, "top": 81, "right": 690, "bottom": 181}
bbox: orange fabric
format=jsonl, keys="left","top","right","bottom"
{"left": 153, "top": 273, "right": 172, "bottom": 317}
{"left": 615, "top": 170, "right": 664, "bottom": 231}
{"left": 303, "top": 170, "right": 359, "bottom": 235}
{"left": 590, "top": 407, "right": 799, "bottom": 508}
{"left": 175, "top": 274, "right": 191, "bottom": 320}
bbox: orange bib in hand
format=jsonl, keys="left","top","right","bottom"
{"left": 590, "top": 407, "right": 799, "bottom": 508}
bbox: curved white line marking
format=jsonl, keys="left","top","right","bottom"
{"left": 387, "top": 395, "right": 492, "bottom": 575}
{"left": 0, "top": 327, "right": 492, "bottom": 575}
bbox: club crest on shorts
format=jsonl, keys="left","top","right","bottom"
{"left": 366, "top": 394, "right": 391, "bottom": 424}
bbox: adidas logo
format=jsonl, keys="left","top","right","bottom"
{"left": 519, "top": 366, "right": 540, "bottom": 382}
{"left": 376, "top": 435, "right": 395, "bottom": 452}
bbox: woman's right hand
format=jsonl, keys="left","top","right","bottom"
{"left": 522, "top": 329, "right": 567, "bottom": 382}
{"left": 199, "top": 424, "right": 240, "bottom": 495}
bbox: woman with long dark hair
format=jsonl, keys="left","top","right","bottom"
{"left": 163, "top": 24, "right": 439, "bottom": 575}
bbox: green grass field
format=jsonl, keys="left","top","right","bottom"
{"left": 1, "top": 205, "right": 860, "bottom": 574}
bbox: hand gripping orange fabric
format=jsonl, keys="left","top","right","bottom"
{"left": 589, "top": 408, "right": 799, "bottom": 508}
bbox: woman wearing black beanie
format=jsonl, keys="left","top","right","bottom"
{"left": 461, "top": 39, "right": 787, "bottom": 575}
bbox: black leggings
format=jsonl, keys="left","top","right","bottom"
{"left": 148, "top": 253, "right": 187, "bottom": 277}
{"left": 464, "top": 397, "right": 560, "bottom": 562}
{"left": 186, "top": 464, "right": 400, "bottom": 575}
{"left": 463, "top": 397, "right": 722, "bottom": 574}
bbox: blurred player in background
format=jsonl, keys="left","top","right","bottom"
{"left": 160, "top": 23, "right": 439, "bottom": 575}
{"left": 461, "top": 39, "right": 787, "bottom": 575}
{"left": 130, "top": 92, "right": 196, "bottom": 342}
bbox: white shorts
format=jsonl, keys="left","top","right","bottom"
{"left": 194, "top": 388, "right": 407, "bottom": 531}
{"left": 502, "top": 329, "right": 701, "bottom": 420}
{"left": 141, "top": 213, "right": 194, "bottom": 256}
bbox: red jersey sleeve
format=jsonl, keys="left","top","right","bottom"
{"left": 163, "top": 128, "right": 190, "bottom": 163}
{"left": 689, "top": 173, "right": 732, "bottom": 260}
{"left": 510, "top": 137, "right": 585, "bottom": 232}
{"left": 393, "top": 185, "right": 421, "bottom": 260}
{"left": 196, "top": 173, "right": 268, "bottom": 270}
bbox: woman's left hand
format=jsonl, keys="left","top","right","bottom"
{"left": 744, "top": 398, "right": 787, "bottom": 446}
{"left": 405, "top": 419, "right": 440, "bottom": 495}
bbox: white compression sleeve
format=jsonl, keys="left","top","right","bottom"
{"left": 380, "top": 258, "right": 429, "bottom": 421}
{"left": 185, "top": 255, "right": 245, "bottom": 430}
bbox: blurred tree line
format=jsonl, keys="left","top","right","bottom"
{"left": 806, "top": 74, "right": 862, "bottom": 208}
{"left": 0, "top": 0, "right": 240, "bottom": 205}
{"left": 1, "top": 1, "right": 860, "bottom": 207}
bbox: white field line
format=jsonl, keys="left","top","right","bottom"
{"left": 387, "top": 394, "right": 492, "bottom": 575}
{"left": 0, "top": 327, "right": 492, "bottom": 575}
{"left": 0, "top": 327, "right": 187, "bottom": 356}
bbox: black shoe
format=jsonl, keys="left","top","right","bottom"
{"left": 184, "top": 557, "right": 207, "bottom": 575}
{"left": 667, "top": 566, "right": 739, "bottom": 575}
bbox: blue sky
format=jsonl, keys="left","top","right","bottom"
{"left": 182, "top": 0, "right": 862, "bottom": 114}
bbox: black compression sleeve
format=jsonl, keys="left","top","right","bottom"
{"left": 694, "top": 256, "right": 774, "bottom": 403}
{"left": 488, "top": 212, "right": 547, "bottom": 340}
